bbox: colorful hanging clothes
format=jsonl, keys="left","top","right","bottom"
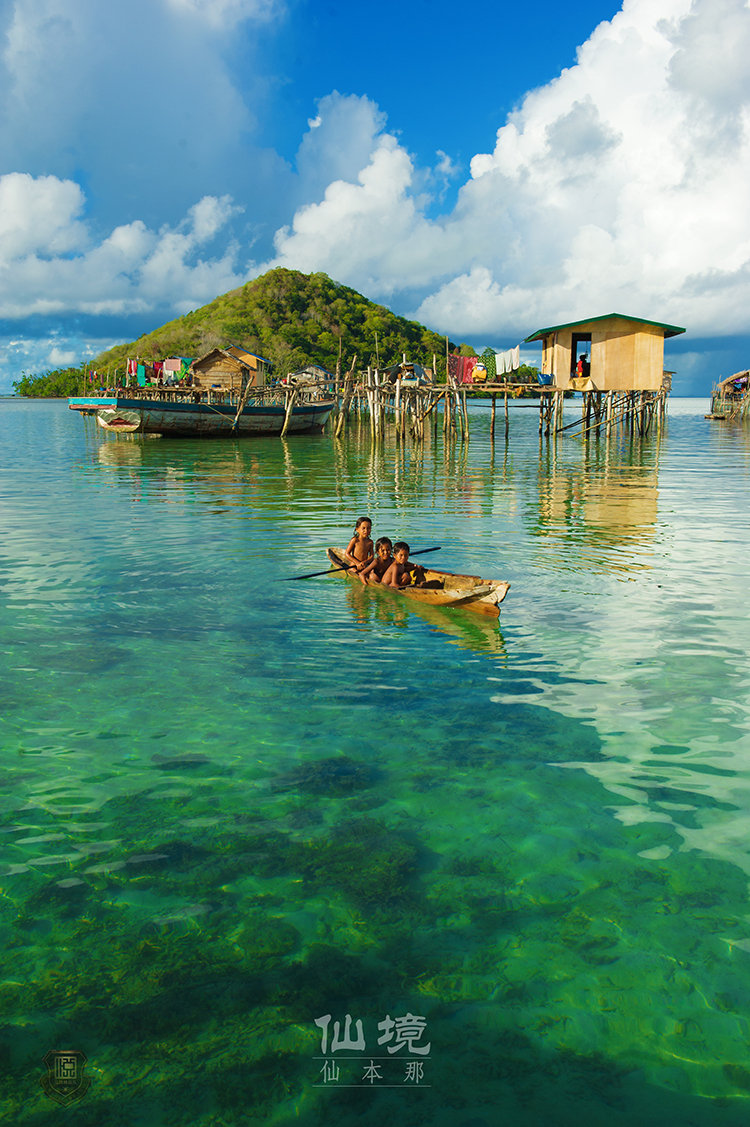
{"left": 461, "top": 357, "right": 477, "bottom": 384}
{"left": 447, "top": 354, "right": 461, "bottom": 384}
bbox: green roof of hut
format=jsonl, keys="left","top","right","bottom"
{"left": 524, "top": 313, "right": 686, "bottom": 343}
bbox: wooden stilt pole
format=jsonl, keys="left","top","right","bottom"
{"left": 444, "top": 337, "right": 450, "bottom": 439}
{"left": 394, "top": 375, "right": 402, "bottom": 440}
{"left": 374, "top": 367, "right": 383, "bottom": 438}
{"left": 280, "top": 387, "right": 298, "bottom": 437}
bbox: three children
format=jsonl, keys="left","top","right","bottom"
{"left": 343, "top": 519, "right": 426, "bottom": 588}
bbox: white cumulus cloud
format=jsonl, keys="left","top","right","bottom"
{"left": 47, "top": 345, "right": 78, "bottom": 367}
{"left": 2, "top": 0, "right": 750, "bottom": 397}
{"left": 0, "top": 176, "right": 246, "bottom": 318}
{"left": 0, "top": 0, "right": 290, "bottom": 236}
{"left": 268, "top": 0, "right": 750, "bottom": 345}
{"left": 0, "top": 173, "right": 87, "bottom": 260}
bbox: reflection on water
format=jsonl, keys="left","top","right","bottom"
{"left": 342, "top": 578, "right": 507, "bottom": 660}
{"left": 89, "top": 412, "right": 662, "bottom": 586}
{"left": 534, "top": 431, "right": 660, "bottom": 574}
{"left": 1, "top": 399, "right": 750, "bottom": 1124}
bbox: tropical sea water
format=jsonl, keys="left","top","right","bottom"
{"left": 1, "top": 396, "right": 750, "bottom": 1126}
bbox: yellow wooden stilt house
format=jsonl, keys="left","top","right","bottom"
{"left": 524, "top": 314, "right": 685, "bottom": 392}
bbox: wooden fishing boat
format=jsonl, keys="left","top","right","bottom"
{"left": 68, "top": 390, "right": 334, "bottom": 437}
{"left": 327, "top": 548, "right": 510, "bottom": 618}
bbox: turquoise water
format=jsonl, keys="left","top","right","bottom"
{"left": 2, "top": 397, "right": 750, "bottom": 1125}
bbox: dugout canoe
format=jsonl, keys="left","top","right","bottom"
{"left": 327, "top": 548, "right": 510, "bottom": 618}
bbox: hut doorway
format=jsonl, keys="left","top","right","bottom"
{"left": 570, "top": 332, "right": 592, "bottom": 378}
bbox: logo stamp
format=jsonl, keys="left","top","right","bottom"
{"left": 41, "top": 1050, "right": 91, "bottom": 1106}
{"left": 313, "top": 1012, "right": 431, "bottom": 1088}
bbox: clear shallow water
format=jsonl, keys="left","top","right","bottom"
{"left": 1, "top": 398, "right": 750, "bottom": 1124}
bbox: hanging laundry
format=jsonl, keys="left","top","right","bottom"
{"left": 461, "top": 357, "right": 477, "bottom": 383}
{"left": 494, "top": 347, "right": 521, "bottom": 374}
{"left": 163, "top": 358, "right": 181, "bottom": 372}
{"left": 447, "top": 354, "right": 461, "bottom": 383}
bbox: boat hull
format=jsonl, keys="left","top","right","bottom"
{"left": 327, "top": 548, "right": 509, "bottom": 618}
{"left": 69, "top": 396, "right": 334, "bottom": 437}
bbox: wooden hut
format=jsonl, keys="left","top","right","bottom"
{"left": 713, "top": 370, "right": 749, "bottom": 399}
{"left": 710, "top": 370, "right": 750, "bottom": 418}
{"left": 191, "top": 346, "right": 270, "bottom": 392}
{"left": 524, "top": 314, "right": 685, "bottom": 392}
{"left": 285, "top": 364, "right": 334, "bottom": 386}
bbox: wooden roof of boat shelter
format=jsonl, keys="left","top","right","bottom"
{"left": 715, "top": 370, "right": 749, "bottom": 392}
{"left": 524, "top": 313, "right": 686, "bottom": 393}
{"left": 191, "top": 345, "right": 271, "bottom": 390}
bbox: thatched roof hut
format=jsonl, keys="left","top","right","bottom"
{"left": 191, "top": 346, "right": 270, "bottom": 391}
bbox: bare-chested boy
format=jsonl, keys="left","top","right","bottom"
{"left": 343, "top": 517, "right": 374, "bottom": 573}
{"left": 358, "top": 537, "right": 393, "bottom": 585}
{"left": 381, "top": 541, "right": 426, "bottom": 589}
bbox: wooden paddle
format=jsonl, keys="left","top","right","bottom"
{"left": 285, "top": 546, "right": 442, "bottom": 581}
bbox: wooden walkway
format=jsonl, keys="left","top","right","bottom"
{"left": 330, "top": 368, "right": 669, "bottom": 442}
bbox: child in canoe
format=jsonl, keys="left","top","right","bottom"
{"left": 381, "top": 541, "right": 426, "bottom": 589}
{"left": 343, "top": 517, "right": 374, "bottom": 573}
{"left": 359, "top": 537, "right": 393, "bottom": 585}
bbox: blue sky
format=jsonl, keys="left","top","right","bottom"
{"left": 1, "top": 0, "right": 748, "bottom": 394}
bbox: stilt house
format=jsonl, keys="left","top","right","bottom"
{"left": 191, "top": 346, "right": 270, "bottom": 392}
{"left": 524, "top": 314, "right": 685, "bottom": 392}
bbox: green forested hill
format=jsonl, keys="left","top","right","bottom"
{"left": 14, "top": 269, "right": 459, "bottom": 396}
